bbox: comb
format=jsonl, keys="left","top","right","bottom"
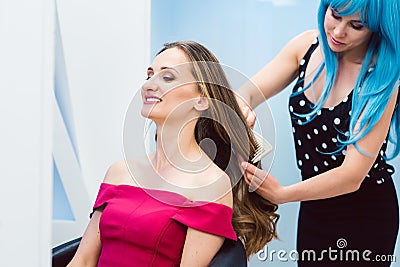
{"left": 251, "top": 130, "right": 273, "bottom": 163}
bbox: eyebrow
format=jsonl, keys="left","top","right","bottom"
{"left": 147, "top": 66, "right": 180, "bottom": 73}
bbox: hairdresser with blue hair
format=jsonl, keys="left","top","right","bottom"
{"left": 238, "top": 0, "right": 399, "bottom": 266}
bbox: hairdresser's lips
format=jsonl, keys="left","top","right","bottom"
{"left": 329, "top": 35, "right": 346, "bottom": 46}
{"left": 144, "top": 95, "right": 162, "bottom": 104}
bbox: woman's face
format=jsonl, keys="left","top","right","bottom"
{"left": 141, "top": 47, "right": 202, "bottom": 122}
{"left": 324, "top": 7, "right": 373, "bottom": 55}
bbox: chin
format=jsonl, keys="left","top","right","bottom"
{"left": 140, "top": 108, "right": 152, "bottom": 118}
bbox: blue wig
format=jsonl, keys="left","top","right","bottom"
{"left": 301, "top": 0, "right": 400, "bottom": 159}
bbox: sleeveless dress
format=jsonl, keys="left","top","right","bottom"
{"left": 289, "top": 38, "right": 399, "bottom": 266}
{"left": 92, "top": 183, "right": 236, "bottom": 267}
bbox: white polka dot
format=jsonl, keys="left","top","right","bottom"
{"left": 329, "top": 107, "right": 334, "bottom": 111}
{"left": 331, "top": 155, "right": 337, "bottom": 161}
{"left": 317, "top": 110, "right": 322, "bottom": 116}
{"left": 314, "top": 129, "right": 319, "bottom": 135}
{"left": 299, "top": 100, "right": 306, "bottom": 106}
{"left": 292, "top": 127, "right": 295, "bottom": 133}
{"left": 298, "top": 139, "right": 302, "bottom": 146}
{"left": 312, "top": 38, "right": 318, "bottom": 44}
{"left": 376, "top": 178, "right": 385, "bottom": 185}
{"left": 380, "top": 150, "right": 384, "bottom": 156}
{"left": 307, "top": 134, "right": 312, "bottom": 140}
{"left": 342, "top": 150, "right": 346, "bottom": 155}
{"left": 334, "top": 118, "right": 341, "bottom": 125}
{"left": 300, "top": 71, "right": 305, "bottom": 78}
{"left": 297, "top": 86, "right": 303, "bottom": 92}
{"left": 322, "top": 125, "right": 327, "bottom": 131}
{"left": 324, "top": 161, "right": 329, "bottom": 166}
{"left": 297, "top": 119, "right": 302, "bottom": 125}
{"left": 387, "top": 169, "right": 394, "bottom": 173}
{"left": 374, "top": 163, "right": 379, "bottom": 169}
{"left": 384, "top": 140, "right": 387, "bottom": 144}
{"left": 314, "top": 166, "right": 319, "bottom": 172}
{"left": 345, "top": 131, "right": 349, "bottom": 137}
{"left": 298, "top": 160, "right": 303, "bottom": 166}
{"left": 342, "top": 96, "right": 348, "bottom": 102}
{"left": 322, "top": 143, "right": 327, "bottom": 149}
{"left": 332, "top": 138, "right": 337, "bottom": 143}
{"left": 349, "top": 110, "right": 352, "bottom": 116}
{"left": 289, "top": 106, "right": 294, "bottom": 112}
{"left": 305, "top": 153, "right": 310, "bottom": 160}
{"left": 300, "top": 59, "right": 305, "bottom": 65}
{"left": 306, "top": 116, "right": 310, "bottom": 121}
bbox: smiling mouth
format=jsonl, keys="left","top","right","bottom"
{"left": 144, "top": 96, "right": 162, "bottom": 104}
{"left": 330, "top": 35, "right": 345, "bottom": 46}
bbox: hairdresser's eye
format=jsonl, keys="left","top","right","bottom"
{"left": 331, "top": 8, "right": 341, "bottom": 20}
{"left": 350, "top": 22, "right": 364, "bottom": 30}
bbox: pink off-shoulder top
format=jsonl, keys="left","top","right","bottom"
{"left": 93, "top": 183, "right": 237, "bottom": 267}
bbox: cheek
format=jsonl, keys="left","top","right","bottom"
{"left": 350, "top": 32, "right": 371, "bottom": 45}
{"left": 323, "top": 12, "right": 331, "bottom": 29}
{"left": 324, "top": 17, "right": 335, "bottom": 31}
{"left": 166, "top": 85, "right": 199, "bottom": 101}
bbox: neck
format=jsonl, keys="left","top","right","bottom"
{"left": 153, "top": 120, "right": 208, "bottom": 173}
{"left": 337, "top": 42, "right": 370, "bottom": 65}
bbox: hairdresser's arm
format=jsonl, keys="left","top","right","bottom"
{"left": 243, "top": 89, "right": 399, "bottom": 204}
{"left": 237, "top": 30, "right": 318, "bottom": 109}
{"left": 67, "top": 210, "right": 102, "bottom": 267}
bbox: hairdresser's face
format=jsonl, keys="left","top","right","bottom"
{"left": 324, "top": 7, "right": 373, "bottom": 54}
{"left": 141, "top": 47, "right": 201, "bottom": 123}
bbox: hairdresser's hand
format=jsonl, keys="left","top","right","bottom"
{"left": 241, "top": 105, "right": 257, "bottom": 129}
{"left": 241, "top": 162, "right": 287, "bottom": 204}
{"left": 235, "top": 94, "right": 256, "bottom": 128}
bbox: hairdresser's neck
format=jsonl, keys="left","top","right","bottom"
{"left": 154, "top": 120, "right": 202, "bottom": 172}
{"left": 337, "top": 43, "right": 369, "bottom": 65}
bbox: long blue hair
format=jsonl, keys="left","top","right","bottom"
{"left": 299, "top": 0, "right": 400, "bottom": 159}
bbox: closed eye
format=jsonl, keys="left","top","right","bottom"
{"left": 163, "top": 76, "right": 174, "bottom": 82}
{"left": 331, "top": 8, "right": 341, "bottom": 20}
{"left": 350, "top": 22, "right": 364, "bottom": 30}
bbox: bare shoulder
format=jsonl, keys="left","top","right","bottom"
{"left": 103, "top": 160, "right": 132, "bottom": 185}
{"left": 208, "top": 166, "right": 233, "bottom": 208}
{"left": 289, "top": 30, "right": 319, "bottom": 60}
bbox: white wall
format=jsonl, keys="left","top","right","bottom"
{"left": 53, "top": 0, "right": 151, "bottom": 246}
{"left": 0, "top": 0, "right": 54, "bottom": 266}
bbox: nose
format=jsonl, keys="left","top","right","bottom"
{"left": 141, "top": 76, "right": 158, "bottom": 93}
{"left": 333, "top": 22, "right": 347, "bottom": 38}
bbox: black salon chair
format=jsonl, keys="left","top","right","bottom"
{"left": 52, "top": 236, "right": 247, "bottom": 267}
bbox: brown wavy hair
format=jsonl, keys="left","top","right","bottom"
{"left": 157, "top": 41, "right": 279, "bottom": 258}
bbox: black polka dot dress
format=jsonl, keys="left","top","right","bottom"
{"left": 289, "top": 39, "right": 399, "bottom": 266}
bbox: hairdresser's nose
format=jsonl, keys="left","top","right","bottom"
{"left": 333, "top": 22, "right": 347, "bottom": 38}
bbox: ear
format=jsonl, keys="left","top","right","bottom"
{"left": 193, "top": 96, "right": 209, "bottom": 111}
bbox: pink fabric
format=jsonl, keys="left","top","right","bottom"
{"left": 93, "top": 183, "right": 236, "bottom": 267}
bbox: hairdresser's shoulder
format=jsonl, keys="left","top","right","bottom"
{"left": 289, "top": 30, "right": 319, "bottom": 47}
{"left": 286, "top": 30, "right": 319, "bottom": 59}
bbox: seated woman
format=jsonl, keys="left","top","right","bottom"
{"left": 67, "top": 41, "right": 279, "bottom": 267}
